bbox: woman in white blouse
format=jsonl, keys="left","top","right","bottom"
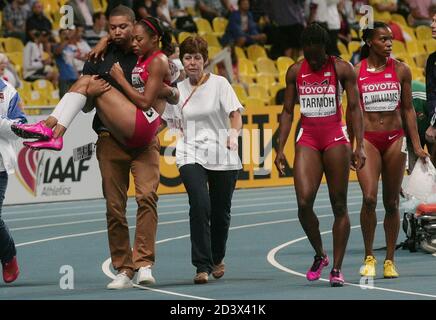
{"left": 163, "top": 36, "right": 243, "bottom": 284}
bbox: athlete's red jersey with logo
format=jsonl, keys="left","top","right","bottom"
{"left": 127, "top": 51, "right": 170, "bottom": 148}
{"left": 295, "top": 56, "right": 349, "bottom": 151}
{"left": 358, "top": 57, "right": 404, "bottom": 153}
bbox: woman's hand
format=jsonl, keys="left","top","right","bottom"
{"left": 227, "top": 128, "right": 239, "bottom": 151}
{"left": 351, "top": 144, "right": 366, "bottom": 171}
{"left": 109, "top": 62, "right": 125, "bottom": 82}
{"left": 86, "top": 75, "right": 111, "bottom": 96}
{"left": 414, "top": 146, "right": 429, "bottom": 162}
{"left": 274, "top": 151, "right": 287, "bottom": 176}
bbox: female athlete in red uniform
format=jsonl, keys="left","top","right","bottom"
{"left": 275, "top": 23, "right": 366, "bottom": 287}
{"left": 13, "top": 17, "right": 178, "bottom": 150}
{"left": 352, "top": 22, "right": 427, "bottom": 279}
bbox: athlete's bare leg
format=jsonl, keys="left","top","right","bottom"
{"left": 323, "top": 143, "right": 352, "bottom": 270}
{"left": 381, "top": 138, "right": 406, "bottom": 262}
{"left": 357, "top": 140, "right": 382, "bottom": 258}
{"left": 294, "top": 145, "right": 325, "bottom": 257}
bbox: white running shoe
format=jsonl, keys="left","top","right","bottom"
{"left": 136, "top": 266, "right": 156, "bottom": 285}
{"left": 107, "top": 271, "right": 133, "bottom": 290}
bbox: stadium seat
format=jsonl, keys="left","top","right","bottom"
{"left": 203, "top": 33, "right": 221, "bottom": 48}
{"left": 239, "top": 74, "right": 255, "bottom": 84}
{"left": 406, "top": 40, "right": 426, "bottom": 56}
{"left": 374, "top": 10, "right": 391, "bottom": 22}
{"left": 33, "top": 79, "right": 55, "bottom": 92}
{"left": 392, "top": 40, "right": 406, "bottom": 53}
{"left": 232, "top": 83, "right": 248, "bottom": 105}
{"left": 391, "top": 13, "right": 407, "bottom": 27}
{"left": 238, "top": 58, "right": 257, "bottom": 80}
{"left": 235, "top": 46, "right": 247, "bottom": 60}
{"left": 394, "top": 52, "right": 416, "bottom": 68}
{"left": 48, "top": 89, "right": 60, "bottom": 105}
{"left": 348, "top": 41, "right": 361, "bottom": 54}
{"left": 3, "top": 38, "right": 24, "bottom": 52}
{"left": 27, "top": 90, "right": 48, "bottom": 106}
{"left": 248, "top": 84, "right": 270, "bottom": 105}
{"left": 178, "top": 32, "right": 193, "bottom": 44}
{"left": 426, "top": 40, "right": 436, "bottom": 53}
{"left": 244, "top": 97, "right": 264, "bottom": 108}
{"left": 256, "top": 57, "right": 278, "bottom": 77}
{"left": 414, "top": 53, "right": 428, "bottom": 69}
{"left": 337, "top": 41, "right": 348, "bottom": 55}
{"left": 246, "top": 44, "right": 267, "bottom": 62}
{"left": 416, "top": 26, "right": 432, "bottom": 41}
{"left": 212, "top": 17, "right": 228, "bottom": 37}
{"left": 256, "top": 73, "right": 276, "bottom": 90}
{"left": 276, "top": 56, "right": 294, "bottom": 74}
{"left": 208, "top": 46, "right": 221, "bottom": 59}
{"left": 194, "top": 17, "right": 214, "bottom": 36}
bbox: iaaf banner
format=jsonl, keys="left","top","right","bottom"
{"left": 4, "top": 112, "right": 102, "bottom": 205}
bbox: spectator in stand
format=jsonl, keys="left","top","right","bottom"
{"left": 72, "top": 25, "right": 92, "bottom": 74}
{"left": 196, "top": 0, "right": 232, "bottom": 22}
{"left": 338, "top": 0, "right": 352, "bottom": 46}
{"left": 23, "top": 29, "right": 58, "bottom": 84}
{"left": 370, "top": 0, "right": 398, "bottom": 13}
{"left": 308, "top": 0, "right": 341, "bottom": 56}
{"left": 133, "top": 0, "right": 159, "bottom": 20}
{"left": 85, "top": 12, "right": 108, "bottom": 48}
{"left": 157, "top": 0, "right": 174, "bottom": 27}
{"left": 0, "top": 54, "right": 21, "bottom": 89}
{"left": 66, "top": 0, "right": 95, "bottom": 29}
{"left": 25, "top": 0, "right": 52, "bottom": 42}
{"left": 407, "top": 0, "right": 436, "bottom": 27}
{"left": 54, "top": 28, "right": 80, "bottom": 97}
{"left": 2, "top": 0, "right": 31, "bottom": 43}
{"left": 267, "top": 0, "right": 305, "bottom": 60}
{"left": 249, "top": 0, "right": 267, "bottom": 23}
{"left": 221, "top": 0, "right": 267, "bottom": 47}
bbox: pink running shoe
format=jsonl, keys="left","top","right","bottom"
{"left": 2, "top": 256, "right": 19, "bottom": 283}
{"left": 329, "top": 269, "right": 345, "bottom": 287}
{"left": 23, "top": 136, "right": 63, "bottom": 151}
{"left": 306, "top": 255, "right": 329, "bottom": 281}
{"left": 11, "top": 121, "right": 53, "bottom": 140}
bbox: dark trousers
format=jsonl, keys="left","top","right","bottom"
{"left": 179, "top": 163, "right": 238, "bottom": 273}
{"left": 0, "top": 171, "right": 16, "bottom": 264}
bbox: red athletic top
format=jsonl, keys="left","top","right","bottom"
{"left": 357, "top": 57, "right": 401, "bottom": 113}
{"left": 296, "top": 56, "right": 343, "bottom": 126}
{"left": 131, "top": 50, "right": 170, "bottom": 93}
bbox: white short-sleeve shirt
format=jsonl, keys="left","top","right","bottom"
{"left": 163, "top": 74, "right": 244, "bottom": 171}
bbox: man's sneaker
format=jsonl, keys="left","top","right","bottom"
{"left": 23, "top": 136, "right": 63, "bottom": 151}
{"left": 329, "top": 269, "right": 345, "bottom": 287}
{"left": 194, "top": 272, "right": 209, "bottom": 284}
{"left": 2, "top": 256, "right": 19, "bottom": 283}
{"left": 360, "top": 255, "right": 377, "bottom": 277}
{"left": 11, "top": 121, "right": 53, "bottom": 140}
{"left": 383, "top": 260, "right": 399, "bottom": 278}
{"left": 107, "top": 271, "right": 133, "bottom": 290}
{"left": 136, "top": 266, "right": 156, "bottom": 285}
{"left": 212, "top": 261, "right": 225, "bottom": 279}
{"left": 306, "top": 255, "right": 329, "bottom": 281}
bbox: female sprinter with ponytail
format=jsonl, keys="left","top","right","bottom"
{"left": 351, "top": 21, "right": 427, "bottom": 279}
{"left": 12, "top": 16, "right": 179, "bottom": 151}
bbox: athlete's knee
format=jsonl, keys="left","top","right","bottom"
{"left": 362, "top": 194, "right": 377, "bottom": 211}
{"left": 383, "top": 198, "right": 399, "bottom": 215}
{"left": 297, "top": 197, "right": 314, "bottom": 214}
{"left": 331, "top": 199, "right": 347, "bottom": 216}
{"left": 69, "top": 75, "right": 91, "bottom": 94}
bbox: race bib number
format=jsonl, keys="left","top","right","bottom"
{"left": 299, "top": 93, "right": 337, "bottom": 117}
{"left": 361, "top": 82, "right": 400, "bottom": 112}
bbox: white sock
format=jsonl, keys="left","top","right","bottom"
{"left": 56, "top": 92, "right": 87, "bottom": 129}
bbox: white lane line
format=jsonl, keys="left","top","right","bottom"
{"left": 100, "top": 259, "right": 212, "bottom": 301}
{"left": 266, "top": 223, "right": 436, "bottom": 299}
{"left": 4, "top": 193, "right": 368, "bottom": 223}
{"left": 3, "top": 184, "right": 364, "bottom": 216}
{"left": 8, "top": 199, "right": 369, "bottom": 231}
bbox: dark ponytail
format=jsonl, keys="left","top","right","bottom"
{"left": 138, "top": 16, "right": 175, "bottom": 56}
{"left": 360, "top": 21, "right": 390, "bottom": 61}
